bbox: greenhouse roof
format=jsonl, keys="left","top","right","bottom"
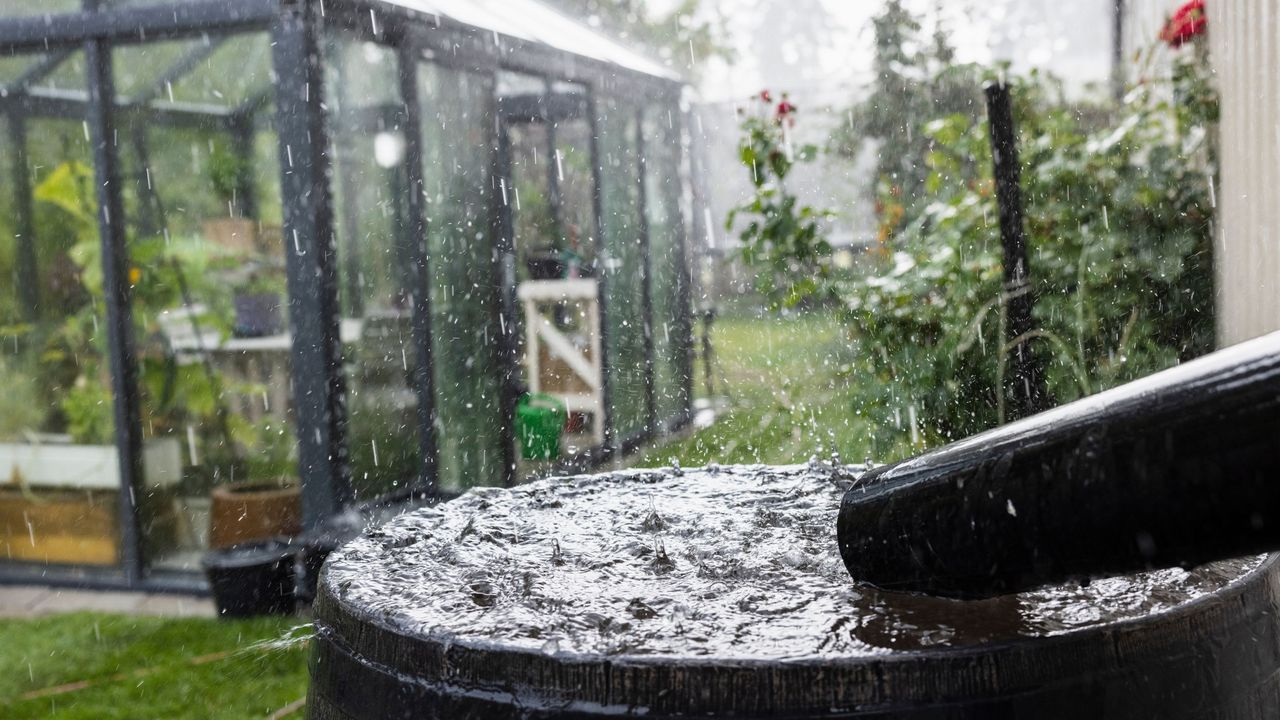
{"left": 0, "top": 0, "right": 681, "bottom": 87}
{"left": 381, "top": 0, "right": 679, "bottom": 81}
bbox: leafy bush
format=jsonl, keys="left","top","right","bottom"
{"left": 846, "top": 69, "right": 1216, "bottom": 450}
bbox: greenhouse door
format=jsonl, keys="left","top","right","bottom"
{"left": 495, "top": 75, "right": 603, "bottom": 461}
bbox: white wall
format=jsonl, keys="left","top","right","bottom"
{"left": 1123, "top": 0, "right": 1280, "bottom": 345}
{"left": 1209, "top": 0, "right": 1280, "bottom": 345}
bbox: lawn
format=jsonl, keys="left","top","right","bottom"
{"left": 631, "top": 308, "right": 876, "bottom": 467}
{"left": 0, "top": 309, "right": 870, "bottom": 719}
{"left": 0, "top": 612, "right": 310, "bottom": 719}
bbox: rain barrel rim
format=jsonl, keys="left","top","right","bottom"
{"left": 315, "top": 546, "right": 1278, "bottom": 667}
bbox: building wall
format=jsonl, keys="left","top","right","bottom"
{"left": 1209, "top": 0, "right": 1280, "bottom": 345}
{"left": 1124, "top": 0, "right": 1280, "bottom": 345}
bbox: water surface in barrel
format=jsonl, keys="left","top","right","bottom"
{"left": 323, "top": 464, "right": 1263, "bottom": 659}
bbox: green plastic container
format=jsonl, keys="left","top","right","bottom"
{"left": 516, "top": 393, "right": 566, "bottom": 461}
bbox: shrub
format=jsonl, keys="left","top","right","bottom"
{"left": 846, "top": 69, "right": 1216, "bottom": 452}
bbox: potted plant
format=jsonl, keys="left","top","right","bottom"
{"left": 0, "top": 349, "right": 184, "bottom": 564}
{"left": 207, "top": 421, "right": 301, "bottom": 549}
{"left": 202, "top": 142, "right": 258, "bottom": 253}
{"left": 208, "top": 481, "right": 301, "bottom": 548}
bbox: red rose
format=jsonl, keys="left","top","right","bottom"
{"left": 1159, "top": 0, "right": 1206, "bottom": 48}
{"left": 776, "top": 100, "right": 797, "bottom": 117}
{"left": 760, "top": 89, "right": 773, "bottom": 103}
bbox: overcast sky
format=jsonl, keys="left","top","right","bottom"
{"left": 651, "top": 0, "right": 1118, "bottom": 105}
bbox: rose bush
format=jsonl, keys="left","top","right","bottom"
{"left": 727, "top": 91, "right": 835, "bottom": 308}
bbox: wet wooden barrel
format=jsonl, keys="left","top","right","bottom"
{"left": 308, "top": 465, "right": 1280, "bottom": 719}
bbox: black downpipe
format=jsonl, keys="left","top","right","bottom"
{"left": 985, "top": 82, "right": 1049, "bottom": 422}
{"left": 492, "top": 118, "right": 521, "bottom": 485}
{"left": 838, "top": 331, "right": 1280, "bottom": 599}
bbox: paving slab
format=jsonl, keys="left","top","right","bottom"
{"left": 31, "top": 589, "right": 147, "bottom": 615}
{"left": 0, "top": 585, "right": 53, "bottom": 618}
{"left": 135, "top": 594, "right": 216, "bottom": 618}
{"left": 0, "top": 585, "right": 214, "bottom": 619}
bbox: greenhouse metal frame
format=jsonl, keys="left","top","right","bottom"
{"left": 0, "top": 0, "right": 695, "bottom": 592}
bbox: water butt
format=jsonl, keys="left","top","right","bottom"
{"left": 307, "top": 465, "right": 1280, "bottom": 719}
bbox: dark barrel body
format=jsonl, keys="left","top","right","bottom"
{"left": 838, "top": 331, "right": 1280, "bottom": 599}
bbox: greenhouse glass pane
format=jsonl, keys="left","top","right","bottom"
{"left": 552, "top": 83, "right": 596, "bottom": 268}
{"left": 111, "top": 40, "right": 193, "bottom": 100}
{"left": 112, "top": 35, "right": 272, "bottom": 111}
{"left": 26, "top": 50, "right": 88, "bottom": 95}
{"left": 642, "top": 105, "right": 689, "bottom": 425}
{"left": 418, "top": 62, "right": 505, "bottom": 492}
{"left": 325, "top": 32, "right": 423, "bottom": 501}
{"left": 596, "top": 94, "right": 649, "bottom": 441}
{"left": 508, "top": 119, "right": 555, "bottom": 283}
{"left": 111, "top": 31, "right": 298, "bottom": 572}
{"left": 0, "top": 49, "right": 121, "bottom": 570}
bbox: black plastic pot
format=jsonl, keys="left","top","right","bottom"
{"left": 202, "top": 539, "right": 297, "bottom": 618}
{"left": 297, "top": 513, "right": 363, "bottom": 603}
{"left": 525, "top": 252, "right": 566, "bottom": 280}
{"left": 233, "top": 292, "right": 282, "bottom": 337}
{"left": 298, "top": 534, "right": 344, "bottom": 603}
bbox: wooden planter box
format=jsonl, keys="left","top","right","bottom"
{"left": 0, "top": 438, "right": 182, "bottom": 565}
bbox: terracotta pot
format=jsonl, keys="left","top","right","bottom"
{"left": 202, "top": 217, "right": 258, "bottom": 253}
{"left": 209, "top": 482, "right": 301, "bottom": 549}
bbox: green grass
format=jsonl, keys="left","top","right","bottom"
{"left": 632, "top": 309, "right": 876, "bottom": 467}
{"left": 0, "top": 612, "right": 310, "bottom": 719}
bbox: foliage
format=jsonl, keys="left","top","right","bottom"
{"left": 0, "top": 357, "right": 45, "bottom": 440}
{"left": 845, "top": 66, "right": 1217, "bottom": 449}
{"left": 726, "top": 92, "right": 835, "bottom": 309}
{"left": 831, "top": 0, "right": 985, "bottom": 237}
{"left": 207, "top": 140, "right": 250, "bottom": 209}
{"left": 238, "top": 263, "right": 288, "bottom": 297}
{"left": 30, "top": 161, "right": 273, "bottom": 464}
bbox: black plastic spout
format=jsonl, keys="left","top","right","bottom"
{"left": 838, "top": 331, "right": 1280, "bottom": 599}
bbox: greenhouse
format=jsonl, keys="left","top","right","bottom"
{"left": 0, "top": 0, "right": 694, "bottom": 591}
